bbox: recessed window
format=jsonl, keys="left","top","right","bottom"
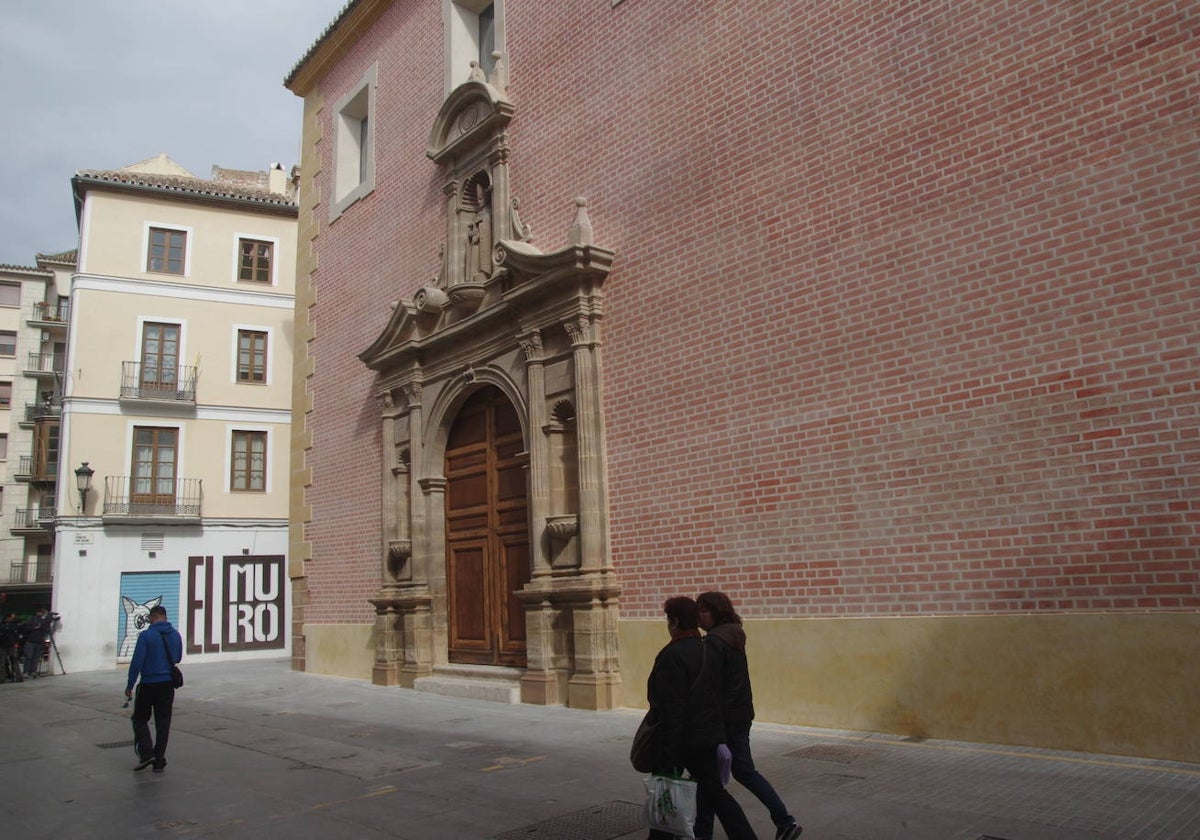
{"left": 0, "top": 434, "right": 8, "bottom": 460}
{"left": 0, "top": 283, "right": 19, "bottom": 307}
{"left": 330, "top": 64, "right": 377, "bottom": 222}
{"left": 238, "top": 238, "right": 274, "bottom": 283}
{"left": 0, "top": 382, "right": 10, "bottom": 407}
{"left": 445, "top": 1, "right": 505, "bottom": 93}
{"left": 231, "top": 430, "right": 267, "bottom": 492}
{"left": 0, "top": 331, "right": 15, "bottom": 356}
{"left": 147, "top": 227, "right": 187, "bottom": 275}
{"left": 237, "top": 329, "right": 268, "bottom": 383}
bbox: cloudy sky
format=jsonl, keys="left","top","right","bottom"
{"left": 0, "top": 0, "right": 349, "bottom": 266}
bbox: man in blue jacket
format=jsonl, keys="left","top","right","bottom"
{"left": 125, "top": 604, "right": 182, "bottom": 772}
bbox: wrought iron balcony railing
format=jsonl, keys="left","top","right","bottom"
{"left": 31, "top": 301, "right": 69, "bottom": 323}
{"left": 5, "top": 561, "right": 51, "bottom": 584}
{"left": 23, "top": 401, "right": 61, "bottom": 422}
{"left": 119, "top": 362, "right": 197, "bottom": 402}
{"left": 13, "top": 506, "right": 54, "bottom": 531}
{"left": 15, "top": 455, "right": 57, "bottom": 483}
{"left": 103, "top": 475, "right": 202, "bottom": 518}
{"left": 25, "top": 352, "right": 65, "bottom": 375}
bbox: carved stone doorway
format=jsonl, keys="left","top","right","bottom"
{"left": 445, "top": 386, "right": 529, "bottom": 667}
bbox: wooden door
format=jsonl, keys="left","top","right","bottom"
{"left": 140, "top": 322, "right": 180, "bottom": 393}
{"left": 445, "top": 387, "right": 529, "bottom": 667}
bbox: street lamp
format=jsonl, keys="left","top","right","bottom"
{"left": 74, "top": 462, "right": 95, "bottom": 511}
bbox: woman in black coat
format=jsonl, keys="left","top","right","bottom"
{"left": 695, "top": 591, "right": 801, "bottom": 840}
{"left": 645, "top": 596, "right": 757, "bottom": 840}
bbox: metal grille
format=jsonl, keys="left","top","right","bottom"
{"left": 488, "top": 801, "right": 643, "bottom": 840}
{"left": 786, "top": 743, "right": 876, "bottom": 763}
{"left": 96, "top": 740, "right": 136, "bottom": 750}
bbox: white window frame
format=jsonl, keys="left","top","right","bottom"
{"left": 231, "top": 324, "right": 273, "bottom": 386}
{"left": 231, "top": 233, "right": 281, "bottom": 286}
{"left": 224, "top": 424, "right": 273, "bottom": 494}
{"left": 445, "top": 0, "right": 505, "bottom": 94}
{"left": 142, "top": 222, "right": 193, "bottom": 277}
{"left": 330, "top": 63, "right": 377, "bottom": 222}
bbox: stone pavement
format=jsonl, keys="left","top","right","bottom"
{"left": 2, "top": 658, "right": 1198, "bottom": 839}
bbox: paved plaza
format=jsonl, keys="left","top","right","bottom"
{"left": 2, "top": 659, "right": 1197, "bottom": 839}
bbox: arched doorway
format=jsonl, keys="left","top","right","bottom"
{"left": 444, "top": 386, "right": 529, "bottom": 667}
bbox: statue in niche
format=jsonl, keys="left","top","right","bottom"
{"left": 463, "top": 174, "right": 493, "bottom": 284}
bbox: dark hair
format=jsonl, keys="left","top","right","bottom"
{"left": 149, "top": 605, "right": 168, "bottom": 619}
{"left": 663, "top": 596, "right": 699, "bottom": 630}
{"left": 696, "top": 591, "right": 742, "bottom": 626}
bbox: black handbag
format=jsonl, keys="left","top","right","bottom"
{"left": 159, "top": 632, "right": 183, "bottom": 688}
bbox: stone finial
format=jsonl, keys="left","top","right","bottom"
{"left": 488, "top": 51, "right": 508, "bottom": 90}
{"left": 468, "top": 61, "right": 486, "bottom": 83}
{"left": 568, "top": 197, "right": 593, "bottom": 247}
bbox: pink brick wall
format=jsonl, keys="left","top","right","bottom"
{"left": 301, "top": 1, "right": 1199, "bottom": 623}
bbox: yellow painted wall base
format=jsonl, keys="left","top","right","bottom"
{"left": 302, "top": 624, "right": 376, "bottom": 681}
{"left": 620, "top": 612, "right": 1200, "bottom": 764}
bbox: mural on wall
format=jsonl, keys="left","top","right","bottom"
{"left": 117, "top": 573, "right": 181, "bottom": 660}
{"left": 187, "top": 555, "right": 285, "bottom": 654}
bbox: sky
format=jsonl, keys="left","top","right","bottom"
{"left": 0, "top": 0, "right": 350, "bottom": 267}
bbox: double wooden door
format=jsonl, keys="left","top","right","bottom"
{"left": 445, "top": 387, "right": 529, "bottom": 667}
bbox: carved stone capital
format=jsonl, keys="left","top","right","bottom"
{"left": 519, "top": 330, "right": 544, "bottom": 362}
{"left": 564, "top": 316, "right": 591, "bottom": 346}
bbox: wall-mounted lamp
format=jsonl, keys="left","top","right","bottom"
{"left": 74, "top": 462, "right": 95, "bottom": 511}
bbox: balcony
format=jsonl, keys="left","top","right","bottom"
{"left": 30, "top": 301, "right": 69, "bottom": 325}
{"left": 14, "top": 455, "right": 57, "bottom": 484}
{"left": 4, "top": 561, "right": 51, "bottom": 585}
{"left": 119, "top": 362, "right": 197, "bottom": 405}
{"left": 20, "top": 400, "right": 61, "bottom": 427}
{"left": 25, "top": 352, "right": 65, "bottom": 378}
{"left": 102, "top": 476, "right": 202, "bottom": 522}
{"left": 12, "top": 506, "right": 55, "bottom": 534}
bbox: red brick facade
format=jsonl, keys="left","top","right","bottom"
{"left": 294, "top": 0, "right": 1198, "bottom": 625}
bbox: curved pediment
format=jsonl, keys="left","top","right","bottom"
{"left": 427, "top": 80, "right": 514, "bottom": 166}
{"left": 359, "top": 299, "right": 422, "bottom": 371}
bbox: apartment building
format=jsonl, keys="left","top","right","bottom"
{"left": 284, "top": 1, "right": 1198, "bottom": 761}
{"left": 54, "top": 154, "right": 297, "bottom": 672}
{"left": 0, "top": 252, "right": 70, "bottom": 616}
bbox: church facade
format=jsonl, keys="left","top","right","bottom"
{"left": 285, "top": 0, "right": 1199, "bottom": 761}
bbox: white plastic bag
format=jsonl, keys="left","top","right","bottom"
{"left": 644, "top": 773, "right": 698, "bottom": 838}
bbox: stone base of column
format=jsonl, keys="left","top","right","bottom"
{"left": 520, "top": 669, "right": 568, "bottom": 705}
{"left": 567, "top": 672, "right": 622, "bottom": 711}
{"left": 372, "top": 663, "right": 401, "bottom": 686}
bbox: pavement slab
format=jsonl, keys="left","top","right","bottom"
{"left": 1, "top": 659, "right": 1198, "bottom": 839}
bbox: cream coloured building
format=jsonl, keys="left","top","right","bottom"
{"left": 53, "top": 154, "right": 297, "bottom": 672}
{"left": 0, "top": 252, "right": 71, "bottom": 616}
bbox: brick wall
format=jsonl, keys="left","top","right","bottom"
{"left": 301, "top": 1, "right": 1198, "bottom": 623}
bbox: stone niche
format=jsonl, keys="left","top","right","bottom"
{"left": 359, "top": 64, "right": 621, "bottom": 710}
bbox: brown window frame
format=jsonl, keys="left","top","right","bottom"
{"left": 238, "top": 238, "right": 274, "bottom": 284}
{"left": 231, "top": 430, "right": 267, "bottom": 492}
{"left": 237, "top": 329, "right": 268, "bottom": 383}
{"left": 147, "top": 227, "right": 187, "bottom": 275}
{"left": 132, "top": 426, "right": 178, "bottom": 504}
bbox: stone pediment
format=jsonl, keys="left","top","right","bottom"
{"left": 427, "top": 79, "right": 514, "bottom": 167}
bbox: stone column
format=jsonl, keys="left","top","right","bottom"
{"left": 520, "top": 330, "right": 552, "bottom": 579}
{"left": 443, "top": 182, "right": 463, "bottom": 287}
{"left": 420, "top": 477, "right": 449, "bottom": 667}
{"left": 379, "top": 392, "right": 401, "bottom": 587}
{"left": 564, "top": 316, "right": 605, "bottom": 572}
{"left": 404, "top": 382, "right": 426, "bottom": 583}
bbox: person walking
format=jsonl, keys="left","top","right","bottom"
{"left": 125, "top": 604, "right": 182, "bottom": 773}
{"left": 646, "top": 596, "right": 757, "bottom": 840}
{"left": 0, "top": 612, "right": 23, "bottom": 682}
{"left": 20, "top": 607, "right": 52, "bottom": 678}
{"left": 695, "top": 591, "right": 801, "bottom": 840}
